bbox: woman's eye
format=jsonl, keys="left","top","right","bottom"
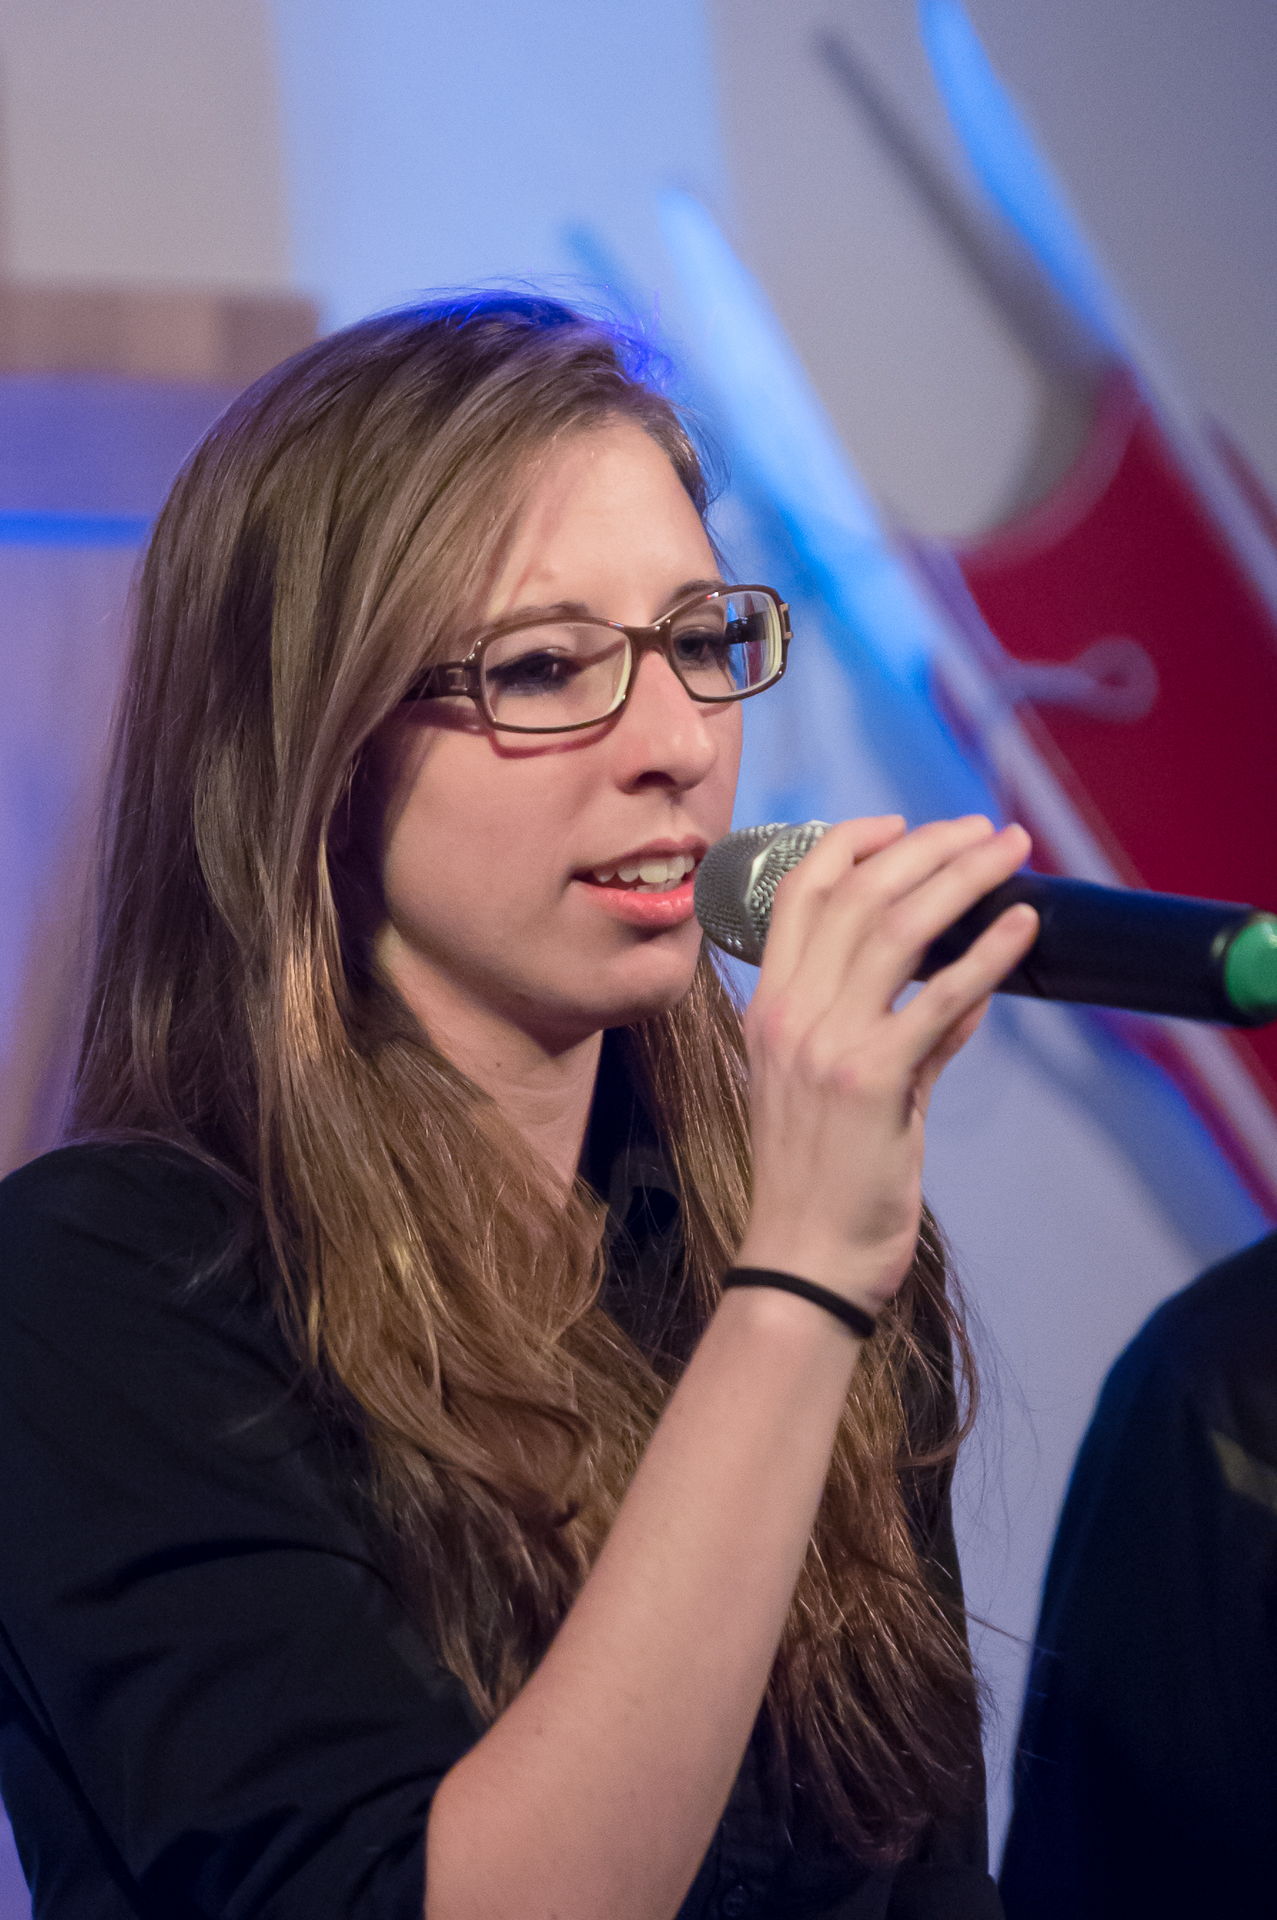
{"left": 672, "top": 626, "right": 731, "bottom": 666}
{"left": 487, "top": 649, "right": 580, "bottom": 693}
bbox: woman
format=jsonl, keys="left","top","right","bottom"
{"left": 0, "top": 296, "right": 1036, "bottom": 1919}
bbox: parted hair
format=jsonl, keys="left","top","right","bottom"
{"left": 71, "top": 295, "right": 983, "bottom": 1867}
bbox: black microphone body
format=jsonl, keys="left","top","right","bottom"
{"left": 916, "top": 871, "right": 1263, "bottom": 1023}
{"left": 694, "top": 823, "right": 1277, "bottom": 1028}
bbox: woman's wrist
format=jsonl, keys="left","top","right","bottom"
{"left": 732, "top": 1229, "right": 897, "bottom": 1321}
{"left": 707, "top": 1285, "right": 870, "bottom": 1415}
{"left": 722, "top": 1268, "right": 877, "bottom": 1341}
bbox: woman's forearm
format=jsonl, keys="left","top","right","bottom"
{"left": 424, "top": 1285, "right": 863, "bottom": 1920}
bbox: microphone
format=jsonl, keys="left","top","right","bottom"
{"left": 694, "top": 822, "right": 1277, "bottom": 1027}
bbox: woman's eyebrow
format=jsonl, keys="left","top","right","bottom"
{"left": 496, "top": 579, "right": 730, "bottom": 626}
{"left": 499, "top": 599, "right": 594, "bottom": 622}
{"left": 662, "top": 576, "right": 729, "bottom": 609}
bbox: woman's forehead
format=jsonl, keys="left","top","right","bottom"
{"left": 485, "top": 422, "right": 713, "bottom": 625}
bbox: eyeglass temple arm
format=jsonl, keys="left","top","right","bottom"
{"left": 403, "top": 661, "right": 480, "bottom": 702}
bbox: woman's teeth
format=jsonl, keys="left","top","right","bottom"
{"left": 589, "top": 852, "right": 698, "bottom": 892}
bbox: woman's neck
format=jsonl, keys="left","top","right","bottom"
{"left": 380, "top": 933, "right": 602, "bottom": 1194}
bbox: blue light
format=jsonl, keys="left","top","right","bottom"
{"left": 919, "top": 0, "right": 1124, "bottom": 352}
{"left": 656, "top": 189, "right": 993, "bottom": 828}
{"left": 0, "top": 512, "right": 150, "bottom": 548}
{"left": 658, "top": 193, "right": 883, "bottom": 551}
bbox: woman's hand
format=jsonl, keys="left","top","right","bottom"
{"left": 735, "top": 814, "right": 1039, "bottom": 1315}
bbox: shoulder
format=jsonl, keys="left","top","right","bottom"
{"left": 0, "top": 1138, "right": 244, "bottom": 1268}
{"left": 1049, "top": 1232, "right": 1277, "bottom": 1573}
{"left": 1146, "top": 1230, "right": 1277, "bottom": 1354}
{"left": 1099, "top": 1231, "right": 1277, "bottom": 1427}
{"left": 0, "top": 1140, "right": 260, "bottom": 1371}
{"left": 0, "top": 1142, "right": 316, "bottom": 1507}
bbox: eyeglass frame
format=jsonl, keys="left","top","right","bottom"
{"left": 400, "top": 582, "right": 792, "bottom": 735}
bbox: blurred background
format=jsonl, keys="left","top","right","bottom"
{"left": 2, "top": 1, "right": 1276, "bottom": 1907}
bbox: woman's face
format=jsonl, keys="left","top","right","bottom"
{"left": 375, "top": 419, "right": 743, "bottom": 1054}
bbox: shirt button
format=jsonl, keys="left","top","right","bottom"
{"left": 719, "top": 1887, "right": 751, "bottom": 1919}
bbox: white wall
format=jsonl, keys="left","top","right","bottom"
{"left": 0, "top": 0, "right": 290, "bottom": 289}
{"left": 270, "top": 0, "right": 729, "bottom": 328}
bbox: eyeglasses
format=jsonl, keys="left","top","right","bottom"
{"left": 401, "top": 584, "right": 791, "bottom": 734}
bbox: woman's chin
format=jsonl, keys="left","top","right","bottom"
{"left": 541, "top": 951, "right": 703, "bottom": 1043}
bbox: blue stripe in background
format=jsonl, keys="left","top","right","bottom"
{"left": 0, "top": 512, "right": 151, "bottom": 547}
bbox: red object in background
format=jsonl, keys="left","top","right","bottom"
{"left": 955, "top": 368, "right": 1277, "bottom": 1110}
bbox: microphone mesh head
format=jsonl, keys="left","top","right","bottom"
{"left": 695, "top": 822, "right": 828, "bottom": 964}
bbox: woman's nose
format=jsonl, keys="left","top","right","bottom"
{"left": 610, "top": 647, "right": 721, "bottom": 789}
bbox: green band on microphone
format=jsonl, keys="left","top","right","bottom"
{"left": 1224, "top": 915, "right": 1277, "bottom": 1019}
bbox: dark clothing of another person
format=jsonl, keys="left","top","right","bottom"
{"left": 0, "top": 1052, "right": 1001, "bottom": 1919}
{"left": 1000, "top": 1232, "right": 1277, "bottom": 1918}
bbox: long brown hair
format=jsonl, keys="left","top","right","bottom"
{"left": 72, "top": 295, "right": 983, "bottom": 1866}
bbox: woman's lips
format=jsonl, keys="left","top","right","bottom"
{"left": 573, "top": 872, "right": 699, "bottom": 928}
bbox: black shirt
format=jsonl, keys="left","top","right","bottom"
{"left": 1000, "top": 1233, "right": 1277, "bottom": 1917}
{"left": 0, "top": 1128, "right": 1001, "bottom": 1919}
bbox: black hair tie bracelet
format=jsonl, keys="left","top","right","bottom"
{"left": 722, "top": 1268, "right": 877, "bottom": 1341}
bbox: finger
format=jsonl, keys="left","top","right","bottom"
{"left": 819, "top": 822, "right": 1032, "bottom": 1015}
{"left": 775, "top": 817, "right": 1019, "bottom": 1019}
{"left": 762, "top": 814, "right": 997, "bottom": 1000}
{"left": 887, "top": 902, "right": 1039, "bottom": 1072}
{"left": 798, "top": 908, "right": 1029, "bottom": 1142}
{"left": 757, "top": 815, "right": 907, "bottom": 983}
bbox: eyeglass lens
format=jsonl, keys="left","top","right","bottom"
{"left": 479, "top": 589, "right": 781, "bottom": 730}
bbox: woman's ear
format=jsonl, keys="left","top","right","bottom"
{"left": 328, "top": 743, "right": 393, "bottom": 998}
